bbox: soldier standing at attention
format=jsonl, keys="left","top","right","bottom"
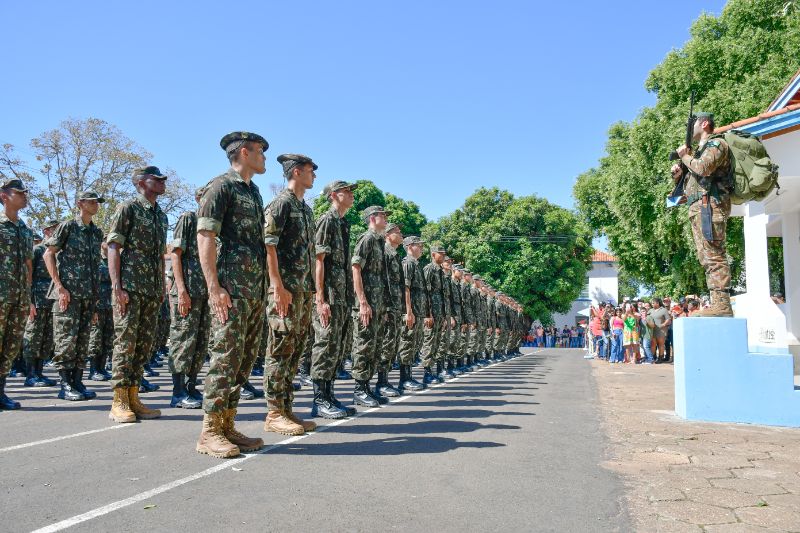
{"left": 421, "top": 245, "right": 446, "bottom": 385}
{"left": 195, "top": 133, "right": 269, "bottom": 458}
{"left": 448, "top": 263, "right": 466, "bottom": 374}
{"left": 440, "top": 257, "right": 459, "bottom": 379}
{"left": 396, "top": 236, "right": 427, "bottom": 392}
{"left": 263, "top": 153, "right": 318, "bottom": 436}
{"left": 472, "top": 276, "right": 489, "bottom": 366}
{"left": 461, "top": 270, "right": 478, "bottom": 371}
{"left": 350, "top": 205, "right": 391, "bottom": 407}
{"left": 0, "top": 176, "right": 33, "bottom": 410}
{"left": 375, "top": 222, "right": 404, "bottom": 398}
{"left": 107, "top": 167, "right": 168, "bottom": 423}
{"left": 672, "top": 112, "right": 733, "bottom": 317}
{"left": 310, "top": 180, "right": 358, "bottom": 419}
{"left": 88, "top": 242, "right": 113, "bottom": 381}
{"left": 23, "top": 219, "right": 59, "bottom": 387}
{"left": 167, "top": 187, "right": 209, "bottom": 410}
{"left": 44, "top": 191, "right": 104, "bottom": 401}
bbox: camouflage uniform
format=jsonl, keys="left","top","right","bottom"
{"left": 474, "top": 287, "right": 487, "bottom": 358}
{"left": 485, "top": 294, "right": 497, "bottom": 355}
{"left": 88, "top": 260, "right": 113, "bottom": 370}
{"left": 447, "top": 273, "right": 463, "bottom": 359}
{"left": 0, "top": 213, "right": 33, "bottom": 377}
{"left": 439, "top": 270, "right": 453, "bottom": 364}
{"left": 168, "top": 210, "right": 210, "bottom": 378}
{"left": 107, "top": 195, "right": 168, "bottom": 389}
{"left": 22, "top": 242, "right": 53, "bottom": 363}
{"left": 350, "top": 228, "right": 387, "bottom": 382}
{"left": 397, "top": 254, "right": 427, "bottom": 366}
{"left": 377, "top": 239, "right": 404, "bottom": 373}
{"left": 264, "top": 188, "right": 315, "bottom": 410}
{"left": 155, "top": 300, "right": 170, "bottom": 352}
{"left": 458, "top": 278, "right": 474, "bottom": 358}
{"left": 46, "top": 219, "right": 103, "bottom": 371}
{"left": 198, "top": 169, "right": 266, "bottom": 413}
{"left": 420, "top": 261, "right": 445, "bottom": 368}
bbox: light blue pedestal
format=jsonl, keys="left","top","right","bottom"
{"left": 674, "top": 317, "right": 800, "bottom": 427}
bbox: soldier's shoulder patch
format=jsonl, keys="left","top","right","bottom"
{"left": 707, "top": 140, "right": 720, "bottom": 148}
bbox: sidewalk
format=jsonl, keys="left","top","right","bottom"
{"left": 590, "top": 357, "right": 800, "bottom": 532}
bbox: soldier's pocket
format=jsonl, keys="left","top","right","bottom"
{"left": 269, "top": 315, "right": 291, "bottom": 334}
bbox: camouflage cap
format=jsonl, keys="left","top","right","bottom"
{"left": 402, "top": 235, "right": 424, "bottom": 246}
{"left": 219, "top": 131, "right": 269, "bottom": 154}
{"left": 77, "top": 190, "right": 105, "bottom": 203}
{"left": 463, "top": 269, "right": 472, "bottom": 275}
{"left": 44, "top": 219, "right": 60, "bottom": 229}
{"left": 385, "top": 222, "right": 401, "bottom": 234}
{"left": 322, "top": 180, "right": 357, "bottom": 196}
{"left": 429, "top": 244, "right": 446, "bottom": 254}
{"left": 132, "top": 166, "right": 167, "bottom": 180}
{"left": 695, "top": 111, "right": 714, "bottom": 121}
{"left": 277, "top": 153, "right": 318, "bottom": 172}
{"left": 362, "top": 205, "right": 391, "bottom": 220}
{"left": 0, "top": 177, "right": 28, "bottom": 192}
{"left": 473, "top": 275, "right": 482, "bottom": 281}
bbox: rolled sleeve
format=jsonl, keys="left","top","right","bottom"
{"left": 197, "top": 217, "right": 221, "bottom": 234}
{"left": 106, "top": 203, "right": 131, "bottom": 247}
{"left": 106, "top": 231, "right": 126, "bottom": 246}
{"left": 263, "top": 199, "right": 287, "bottom": 248}
{"left": 316, "top": 244, "right": 331, "bottom": 255}
{"left": 44, "top": 221, "right": 70, "bottom": 251}
{"left": 264, "top": 235, "right": 279, "bottom": 247}
{"left": 351, "top": 254, "right": 364, "bottom": 267}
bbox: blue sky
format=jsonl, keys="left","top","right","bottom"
{"left": 1, "top": 0, "right": 726, "bottom": 223}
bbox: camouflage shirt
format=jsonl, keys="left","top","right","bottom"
{"left": 423, "top": 261, "right": 445, "bottom": 318}
{"left": 197, "top": 169, "right": 266, "bottom": 300}
{"left": 384, "top": 242, "right": 404, "bottom": 312}
{"left": 442, "top": 272, "right": 453, "bottom": 318}
{"left": 0, "top": 213, "right": 33, "bottom": 303}
{"left": 97, "top": 260, "right": 112, "bottom": 310}
{"left": 459, "top": 280, "right": 474, "bottom": 325}
{"left": 169, "top": 211, "right": 207, "bottom": 298}
{"left": 449, "top": 275, "right": 463, "bottom": 323}
{"left": 351, "top": 229, "right": 386, "bottom": 309}
{"left": 45, "top": 218, "right": 103, "bottom": 302}
{"left": 314, "top": 206, "right": 349, "bottom": 306}
{"left": 402, "top": 255, "right": 428, "bottom": 318}
{"left": 476, "top": 289, "right": 487, "bottom": 327}
{"left": 107, "top": 194, "right": 168, "bottom": 298}
{"left": 683, "top": 137, "right": 732, "bottom": 199}
{"left": 264, "top": 188, "right": 315, "bottom": 294}
{"left": 30, "top": 243, "right": 51, "bottom": 308}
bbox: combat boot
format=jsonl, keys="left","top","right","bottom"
{"left": 367, "top": 379, "right": 389, "bottom": 405}
{"left": 328, "top": 380, "right": 356, "bottom": 416}
{"left": 24, "top": 360, "right": 40, "bottom": 387}
{"left": 311, "top": 380, "right": 347, "bottom": 419}
{"left": 336, "top": 362, "right": 353, "bottom": 381}
{"left": 694, "top": 290, "right": 734, "bottom": 318}
{"left": 170, "top": 373, "right": 201, "bottom": 409}
{"left": 353, "top": 380, "right": 379, "bottom": 407}
{"left": 285, "top": 402, "right": 317, "bottom": 432}
{"left": 222, "top": 408, "right": 263, "bottom": 452}
{"left": 71, "top": 368, "right": 96, "bottom": 399}
{"left": 108, "top": 387, "right": 136, "bottom": 423}
{"left": 143, "top": 363, "right": 159, "bottom": 377}
{"left": 435, "top": 361, "right": 449, "bottom": 383}
{"left": 399, "top": 364, "right": 424, "bottom": 392}
{"left": 35, "top": 359, "right": 57, "bottom": 385}
{"left": 196, "top": 412, "right": 240, "bottom": 458}
{"left": 264, "top": 404, "right": 304, "bottom": 436}
{"left": 186, "top": 373, "right": 204, "bottom": 402}
{"left": 139, "top": 377, "right": 159, "bottom": 393}
{"left": 251, "top": 357, "right": 264, "bottom": 377}
{"left": 89, "top": 355, "right": 108, "bottom": 381}
{"left": 128, "top": 386, "right": 161, "bottom": 419}
{"left": 149, "top": 352, "right": 164, "bottom": 368}
{"left": 0, "top": 376, "right": 21, "bottom": 410}
{"left": 446, "top": 358, "right": 459, "bottom": 378}
{"left": 58, "top": 370, "right": 84, "bottom": 401}
{"left": 298, "top": 360, "right": 313, "bottom": 387}
{"left": 422, "top": 366, "right": 437, "bottom": 385}
{"left": 241, "top": 380, "right": 264, "bottom": 400}
{"left": 375, "top": 370, "right": 400, "bottom": 398}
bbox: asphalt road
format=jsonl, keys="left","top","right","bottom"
{"left": 0, "top": 348, "right": 629, "bottom": 532}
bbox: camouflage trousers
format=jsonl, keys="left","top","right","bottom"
{"left": 265, "top": 291, "right": 312, "bottom": 410}
{"left": 377, "top": 309, "right": 402, "bottom": 374}
{"left": 496, "top": 329, "right": 508, "bottom": 354}
{"left": 485, "top": 328, "right": 496, "bottom": 355}
{"left": 203, "top": 297, "right": 264, "bottom": 413}
{"left": 420, "top": 315, "right": 444, "bottom": 368}
{"left": 439, "top": 317, "right": 451, "bottom": 362}
{"left": 111, "top": 292, "right": 160, "bottom": 389}
{"left": 88, "top": 308, "right": 113, "bottom": 364}
{"left": 397, "top": 315, "right": 423, "bottom": 366}
{"left": 448, "top": 320, "right": 462, "bottom": 356}
{"left": 472, "top": 326, "right": 487, "bottom": 357}
{"left": 156, "top": 303, "right": 170, "bottom": 349}
{"left": 301, "top": 323, "right": 313, "bottom": 368}
{"left": 350, "top": 301, "right": 386, "bottom": 382}
{"left": 0, "top": 295, "right": 28, "bottom": 377}
{"left": 52, "top": 298, "right": 94, "bottom": 371}
{"left": 168, "top": 296, "right": 211, "bottom": 377}
{"left": 311, "top": 303, "right": 347, "bottom": 381}
{"left": 689, "top": 197, "right": 731, "bottom": 292}
{"left": 23, "top": 305, "right": 53, "bottom": 362}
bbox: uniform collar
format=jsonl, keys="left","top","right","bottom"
{"left": 135, "top": 194, "right": 159, "bottom": 211}
{"left": 0, "top": 213, "right": 24, "bottom": 227}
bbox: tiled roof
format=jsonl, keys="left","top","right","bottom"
{"left": 715, "top": 68, "right": 800, "bottom": 135}
{"left": 591, "top": 251, "right": 618, "bottom": 263}
{"left": 715, "top": 103, "right": 800, "bottom": 134}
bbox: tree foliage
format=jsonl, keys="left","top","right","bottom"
{"left": 423, "top": 187, "right": 592, "bottom": 323}
{"left": 573, "top": 0, "right": 800, "bottom": 295}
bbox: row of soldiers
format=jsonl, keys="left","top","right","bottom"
{"left": 0, "top": 131, "right": 529, "bottom": 460}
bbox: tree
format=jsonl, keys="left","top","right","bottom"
{"left": 573, "top": 0, "right": 800, "bottom": 296}
{"left": 1, "top": 117, "right": 193, "bottom": 232}
{"left": 423, "top": 187, "right": 592, "bottom": 323}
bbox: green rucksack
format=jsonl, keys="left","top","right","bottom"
{"left": 712, "top": 130, "right": 780, "bottom": 205}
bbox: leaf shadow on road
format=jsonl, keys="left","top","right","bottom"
{"left": 271, "top": 436, "right": 506, "bottom": 456}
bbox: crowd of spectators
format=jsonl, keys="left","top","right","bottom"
{"left": 525, "top": 325, "right": 585, "bottom": 348}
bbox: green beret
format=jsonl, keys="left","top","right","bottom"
{"left": 0, "top": 177, "right": 28, "bottom": 192}
{"left": 220, "top": 132, "right": 269, "bottom": 154}
{"left": 77, "top": 190, "right": 105, "bottom": 203}
{"left": 277, "top": 153, "right": 318, "bottom": 172}
{"left": 323, "top": 180, "right": 357, "bottom": 196}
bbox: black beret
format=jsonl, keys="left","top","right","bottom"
{"left": 220, "top": 132, "right": 269, "bottom": 154}
{"left": 277, "top": 153, "right": 318, "bottom": 171}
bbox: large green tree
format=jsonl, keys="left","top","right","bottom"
{"left": 573, "top": 0, "right": 800, "bottom": 295}
{"left": 423, "top": 187, "right": 592, "bottom": 323}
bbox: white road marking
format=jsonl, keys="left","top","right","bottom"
{"left": 0, "top": 424, "right": 134, "bottom": 454}
{"left": 30, "top": 351, "right": 535, "bottom": 533}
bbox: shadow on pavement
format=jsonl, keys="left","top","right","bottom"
{"left": 326, "top": 420, "right": 521, "bottom": 435}
{"left": 275, "top": 436, "right": 505, "bottom": 455}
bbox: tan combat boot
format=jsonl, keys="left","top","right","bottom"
{"left": 694, "top": 290, "right": 734, "bottom": 318}
{"left": 285, "top": 403, "right": 317, "bottom": 432}
{"left": 223, "top": 409, "right": 264, "bottom": 452}
{"left": 128, "top": 385, "right": 161, "bottom": 419}
{"left": 109, "top": 387, "right": 137, "bottom": 423}
{"left": 196, "top": 412, "right": 240, "bottom": 458}
{"left": 264, "top": 403, "right": 304, "bottom": 436}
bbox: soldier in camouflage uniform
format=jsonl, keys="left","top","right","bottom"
{"left": 194, "top": 132, "right": 269, "bottom": 458}
{"left": 672, "top": 111, "right": 733, "bottom": 317}
{"left": 421, "top": 244, "right": 447, "bottom": 384}
{"left": 88, "top": 243, "right": 114, "bottom": 381}
{"left": 263, "top": 153, "right": 318, "bottom": 436}
{"left": 0, "top": 177, "right": 33, "bottom": 410}
{"left": 166, "top": 187, "right": 208, "bottom": 410}
{"left": 440, "top": 257, "right": 460, "bottom": 379}
{"left": 396, "top": 236, "right": 427, "bottom": 392}
{"left": 310, "top": 180, "right": 357, "bottom": 419}
{"left": 458, "top": 268, "right": 477, "bottom": 371}
{"left": 472, "top": 276, "right": 490, "bottom": 366}
{"left": 107, "top": 167, "right": 168, "bottom": 423}
{"left": 23, "top": 219, "right": 59, "bottom": 387}
{"left": 375, "top": 222, "right": 404, "bottom": 398}
{"left": 447, "top": 263, "right": 467, "bottom": 374}
{"left": 44, "top": 191, "right": 104, "bottom": 401}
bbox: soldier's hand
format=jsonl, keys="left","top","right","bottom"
{"left": 317, "top": 299, "right": 331, "bottom": 328}
{"left": 359, "top": 301, "right": 372, "bottom": 327}
{"left": 210, "top": 285, "right": 233, "bottom": 323}
{"left": 405, "top": 312, "right": 415, "bottom": 329}
{"left": 115, "top": 287, "right": 130, "bottom": 316}
{"left": 274, "top": 286, "right": 293, "bottom": 318}
{"left": 671, "top": 163, "right": 684, "bottom": 183}
{"left": 29, "top": 303, "right": 36, "bottom": 321}
{"left": 676, "top": 144, "right": 690, "bottom": 158}
{"left": 461, "top": 324, "right": 468, "bottom": 333}
{"left": 57, "top": 285, "right": 71, "bottom": 312}
{"left": 92, "top": 312, "right": 99, "bottom": 325}
{"left": 451, "top": 317, "right": 456, "bottom": 328}
{"left": 178, "top": 289, "right": 192, "bottom": 318}
{"left": 424, "top": 317, "right": 433, "bottom": 328}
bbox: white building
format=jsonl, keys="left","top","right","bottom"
{"left": 551, "top": 251, "right": 618, "bottom": 327}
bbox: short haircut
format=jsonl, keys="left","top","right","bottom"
{"left": 227, "top": 141, "right": 255, "bottom": 163}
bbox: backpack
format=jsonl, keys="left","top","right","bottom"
{"left": 712, "top": 130, "right": 780, "bottom": 205}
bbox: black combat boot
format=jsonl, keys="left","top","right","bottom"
{"left": 170, "top": 373, "right": 201, "bottom": 408}
{"left": 10, "top": 355, "right": 25, "bottom": 377}
{"left": 328, "top": 380, "right": 356, "bottom": 416}
{"left": 139, "top": 377, "right": 160, "bottom": 393}
{"left": 149, "top": 351, "right": 164, "bottom": 368}
{"left": 336, "top": 362, "right": 352, "bottom": 381}
{"left": 311, "top": 380, "right": 347, "bottom": 419}
{"left": 399, "top": 364, "right": 424, "bottom": 392}
{"left": 298, "top": 360, "right": 313, "bottom": 387}
{"left": 353, "top": 380, "right": 379, "bottom": 407}
{"left": 186, "top": 373, "right": 204, "bottom": 402}
{"left": 89, "top": 355, "right": 108, "bottom": 381}
{"left": 375, "top": 370, "right": 400, "bottom": 398}
{"left": 423, "top": 366, "right": 437, "bottom": 385}
{"left": 71, "top": 368, "right": 96, "bottom": 399}
{"left": 251, "top": 356, "right": 264, "bottom": 377}
{"left": 435, "top": 361, "right": 449, "bottom": 383}
{"left": 447, "top": 358, "right": 459, "bottom": 377}
{"left": 58, "top": 370, "right": 84, "bottom": 401}
{"left": 143, "top": 363, "right": 159, "bottom": 377}
{"left": 24, "top": 360, "right": 40, "bottom": 387}
{"left": 241, "top": 380, "right": 264, "bottom": 400}
{"left": 0, "top": 376, "right": 21, "bottom": 410}
{"left": 366, "top": 380, "right": 389, "bottom": 405}
{"left": 35, "top": 359, "right": 57, "bottom": 385}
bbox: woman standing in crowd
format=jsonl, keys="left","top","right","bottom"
{"left": 622, "top": 304, "right": 640, "bottom": 364}
{"left": 609, "top": 308, "right": 624, "bottom": 363}
{"left": 648, "top": 298, "right": 672, "bottom": 364}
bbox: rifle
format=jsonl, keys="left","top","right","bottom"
{"left": 667, "top": 90, "right": 696, "bottom": 201}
